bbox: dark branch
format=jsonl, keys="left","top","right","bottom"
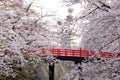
{"left": 99, "top": 35, "right": 120, "bottom": 51}
{"left": 99, "top": 1, "right": 111, "bottom": 9}
{"left": 26, "top": 2, "right": 33, "bottom": 12}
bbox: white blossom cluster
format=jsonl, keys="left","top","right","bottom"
{"left": 0, "top": 0, "right": 60, "bottom": 52}
{"left": 0, "top": 49, "right": 45, "bottom": 78}
{"left": 77, "top": 0, "right": 120, "bottom": 52}
{"left": 80, "top": 58, "right": 120, "bottom": 80}
{"left": 0, "top": 56, "right": 16, "bottom": 78}
{"left": 0, "top": 51, "right": 27, "bottom": 78}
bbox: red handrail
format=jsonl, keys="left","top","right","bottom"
{"left": 25, "top": 48, "right": 120, "bottom": 58}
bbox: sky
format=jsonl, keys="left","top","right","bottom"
{"left": 23, "top": 0, "right": 67, "bottom": 18}
{"left": 24, "top": 0, "right": 83, "bottom": 19}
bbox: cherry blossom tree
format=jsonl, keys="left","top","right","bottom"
{"left": 61, "top": 0, "right": 120, "bottom": 80}
{"left": 0, "top": 0, "right": 59, "bottom": 79}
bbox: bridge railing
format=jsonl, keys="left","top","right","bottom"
{"left": 25, "top": 48, "right": 120, "bottom": 58}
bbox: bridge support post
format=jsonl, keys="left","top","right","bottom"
{"left": 49, "top": 63, "right": 55, "bottom": 80}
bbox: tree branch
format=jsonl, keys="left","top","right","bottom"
{"left": 99, "top": 35, "right": 120, "bottom": 51}
{"left": 99, "top": 1, "right": 111, "bottom": 9}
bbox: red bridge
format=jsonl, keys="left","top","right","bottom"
{"left": 25, "top": 48, "right": 120, "bottom": 80}
{"left": 26, "top": 48, "right": 120, "bottom": 58}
